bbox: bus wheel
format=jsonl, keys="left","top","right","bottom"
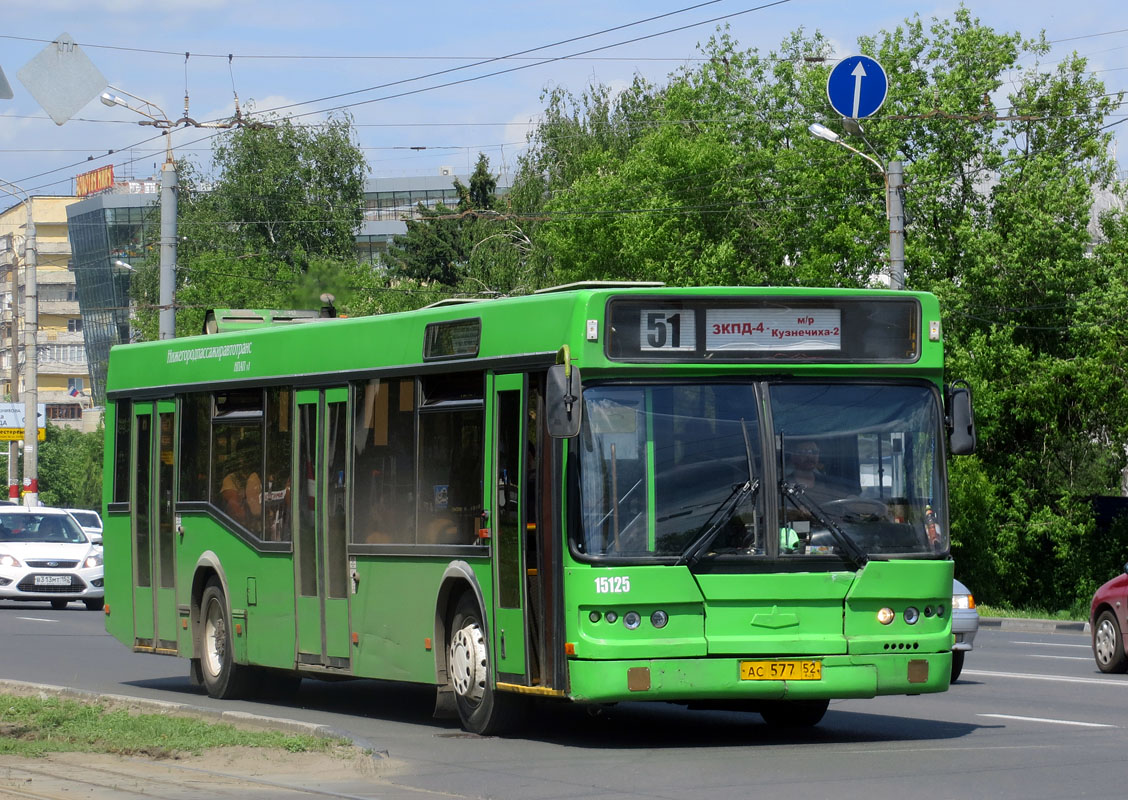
{"left": 448, "top": 594, "right": 523, "bottom": 735}
{"left": 199, "top": 579, "right": 254, "bottom": 699}
{"left": 950, "top": 650, "right": 965, "bottom": 683}
{"left": 758, "top": 699, "right": 829, "bottom": 728}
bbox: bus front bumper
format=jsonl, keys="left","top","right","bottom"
{"left": 564, "top": 651, "right": 951, "bottom": 703}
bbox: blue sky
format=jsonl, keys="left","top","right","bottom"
{"left": 1, "top": 0, "right": 1124, "bottom": 198}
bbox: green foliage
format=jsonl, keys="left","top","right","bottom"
{"left": 133, "top": 114, "right": 376, "bottom": 338}
{"left": 509, "top": 6, "right": 1128, "bottom": 611}
{"left": 38, "top": 423, "right": 103, "bottom": 509}
{"left": 387, "top": 153, "right": 543, "bottom": 295}
{"left": 0, "top": 693, "right": 347, "bottom": 758}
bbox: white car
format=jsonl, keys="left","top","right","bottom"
{"left": 0, "top": 507, "right": 104, "bottom": 610}
{"left": 65, "top": 508, "right": 104, "bottom": 545}
{"left": 951, "top": 578, "right": 979, "bottom": 682}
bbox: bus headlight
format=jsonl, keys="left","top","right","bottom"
{"left": 623, "top": 611, "right": 641, "bottom": 630}
{"left": 877, "top": 607, "right": 896, "bottom": 625}
{"left": 650, "top": 610, "right": 669, "bottom": 629}
{"left": 903, "top": 606, "right": 920, "bottom": 625}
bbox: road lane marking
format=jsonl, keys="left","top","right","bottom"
{"left": 963, "top": 669, "right": 1128, "bottom": 687}
{"left": 1011, "top": 641, "right": 1090, "bottom": 648}
{"left": 16, "top": 617, "right": 56, "bottom": 623}
{"left": 979, "top": 713, "right": 1115, "bottom": 728}
{"left": 1028, "top": 654, "right": 1092, "bottom": 661}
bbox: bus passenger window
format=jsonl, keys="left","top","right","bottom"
{"left": 419, "top": 408, "right": 482, "bottom": 545}
{"left": 352, "top": 379, "right": 416, "bottom": 544}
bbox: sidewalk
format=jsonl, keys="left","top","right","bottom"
{"left": 978, "top": 616, "right": 1091, "bottom": 634}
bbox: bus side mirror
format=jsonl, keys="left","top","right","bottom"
{"left": 546, "top": 363, "right": 582, "bottom": 438}
{"left": 947, "top": 381, "right": 976, "bottom": 455}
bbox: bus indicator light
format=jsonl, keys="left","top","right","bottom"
{"left": 352, "top": 631, "right": 360, "bottom": 644}
{"left": 565, "top": 642, "right": 576, "bottom": 656}
{"left": 589, "top": 611, "right": 601, "bottom": 623}
{"left": 424, "top": 637, "right": 432, "bottom": 651}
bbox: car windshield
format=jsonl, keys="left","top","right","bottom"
{"left": 0, "top": 513, "right": 88, "bottom": 544}
{"left": 574, "top": 382, "right": 947, "bottom": 561}
{"left": 69, "top": 510, "right": 101, "bottom": 529}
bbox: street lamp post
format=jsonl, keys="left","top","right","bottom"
{"left": 0, "top": 178, "right": 39, "bottom": 506}
{"left": 808, "top": 122, "right": 905, "bottom": 290}
{"left": 100, "top": 88, "right": 177, "bottom": 340}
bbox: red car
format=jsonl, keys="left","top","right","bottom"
{"left": 1090, "top": 563, "right": 1128, "bottom": 673}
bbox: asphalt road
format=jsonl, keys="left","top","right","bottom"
{"left": 1, "top": 601, "right": 1123, "bottom": 800}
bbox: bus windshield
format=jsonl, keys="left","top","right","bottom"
{"left": 575, "top": 382, "right": 947, "bottom": 561}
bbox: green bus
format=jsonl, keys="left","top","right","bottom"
{"left": 102, "top": 283, "right": 976, "bottom": 733}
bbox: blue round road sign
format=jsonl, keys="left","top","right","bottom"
{"left": 826, "top": 55, "right": 888, "bottom": 119}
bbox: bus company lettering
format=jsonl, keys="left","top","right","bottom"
{"left": 166, "top": 342, "right": 253, "bottom": 365}
{"left": 706, "top": 308, "right": 842, "bottom": 351}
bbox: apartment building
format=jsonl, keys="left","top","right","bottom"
{"left": 0, "top": 195, "right": 94, "bottom": 432}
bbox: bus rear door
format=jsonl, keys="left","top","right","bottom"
{"left": 294, "top": 387, "right": 352, "bottom": 670}
{"left": 131, "top": 400, "right": 177, "bottom": 653}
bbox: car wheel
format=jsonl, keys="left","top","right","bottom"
{"left": 758, "top": 699, "right": 830, "bottom": 728}
{"left": 447, "top": 594, "right": 524, "bottom": 735}
{"left": 199, "top": 579, "right": 255, "bottom": 699}
{"left": 1093, "top": 610, "right": 1128, "bottom": 674}
{"left": 50, "top": 599, "right": 68, "bottom": 610}
{"left": 950, "top": 650, "right": 965, "bottom": 683}
{"left": 84, "top": 598, "right": 104, "bottom": 611}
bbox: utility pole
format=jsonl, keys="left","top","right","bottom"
{"left": 887, "top": 159, "right": 905, "bottom": 290}
{"left": 8, "top": 228, "right": 19, "bottom": 501}
{"left": 159, "top": 144, "right": 177, "bottom": 340}
{"left": 21, "top": 197, "right": 37, "bottom": 506}
{"left": 0, "top": 180, "right": 38, "bottom": 506}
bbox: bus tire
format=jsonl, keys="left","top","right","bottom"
{"left": 448, "top": 594, "right": 524, "bottom": 735}
{"left": 950, "top": 650, "right": 965, "bottom": 682}
{"left": 199, "top": 579, "right": 255, "bottom": 699}
{"left": 758, "top": 699, "right": 829, "bottom": 728}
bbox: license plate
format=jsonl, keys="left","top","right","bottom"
{"left": 740, "top": 660, "right": 822, "bottom": 681}
{"left": 34, "top": 575, "right": 72, "bottom": 586}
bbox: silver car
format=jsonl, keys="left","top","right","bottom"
{"left": 951, "top": 578, "right": 978, "bottom": 682}
{"left": 0, "top": 507, "right": 104, "bottom": 610}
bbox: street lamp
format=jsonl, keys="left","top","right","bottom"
{"left": 0, "top": 178, "right": 39, "bottom": 506}
{"left": 100, "top": 86, "right": 177, "bottom": 340}
{"left": 808, "top": 122, "right": 905, "bottom": 290}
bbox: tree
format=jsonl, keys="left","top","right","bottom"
{"left": 133, "top": 114, "right": 375, "bottom": 338}
{"left": 38, "top": 423, "right": 103, "bottom": 509}
{"left": 387, "top": 153, "right": 538, "bottom": 295}
{"left": 512, "top": 7, "right": 1128, "bottom": 610}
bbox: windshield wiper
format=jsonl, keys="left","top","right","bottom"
{"left": 780, "top": 481, "right": 869, "bottom": 568}
{"left": 676, "top": 478, "right": 761, "bottom": 568}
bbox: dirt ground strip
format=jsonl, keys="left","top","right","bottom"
{"left": 0, "top": 747, "right": 405, "bottom": 799}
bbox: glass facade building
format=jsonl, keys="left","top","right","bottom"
{"left": 67, "top": 193, "right": 156, "bottom": 405}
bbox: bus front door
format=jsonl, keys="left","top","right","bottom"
{"left": 294, "top": 388, "right": 352, "bottom": 670}
{"left": 490, "top": 374, "right": 547, "bottom": 687}
{"left": 131, "top": 401, "right": 178, "bottom": 653}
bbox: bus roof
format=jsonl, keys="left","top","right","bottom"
{"left": 106, "top": 285, "right": 945, "bottom": 397}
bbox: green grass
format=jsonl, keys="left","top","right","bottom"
{"left": 0, "top": 693, "right": 352, "bottom": 759}
{"left": 977, "top": 604, "right": 1088, "bottom": 622}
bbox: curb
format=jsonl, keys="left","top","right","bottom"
{"left": 0, "top": 679, "right": 385, "bottom": 754}
{"left": 979, "top": 617, "right": 1090, "bottom": 635}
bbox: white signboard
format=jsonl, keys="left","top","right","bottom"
{"left": 639, "top": 309, "right": 697, "bottom": 351}
{"left": 706, "top": 309, "right": 842, "bottom": 351}
{"left": 0, "top": 403, "right": 46, "bottom": 428}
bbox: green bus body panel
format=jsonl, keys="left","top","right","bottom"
{"left": 325, "top": 597, "right": 350, "bottom": 659}
{"left": 566, "top": 651, "right": 951, "bottom": 703}
{"left": 296, "top": 596, "right": 321, "bottom": 655}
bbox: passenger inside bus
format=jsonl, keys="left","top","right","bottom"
{"left": 220, "top": 438, "right": 261, "bottom": 527}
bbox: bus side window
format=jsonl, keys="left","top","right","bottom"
{"left": 352, "top": 378, "right": 416, "bottom": 544}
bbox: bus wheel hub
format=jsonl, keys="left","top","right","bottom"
{"left": 450, "top": 621, "right": 487, "bottom": 703}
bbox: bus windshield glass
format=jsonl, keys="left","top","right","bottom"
{"left": 574, "top": 382, "right": 947, "bottom": 561}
